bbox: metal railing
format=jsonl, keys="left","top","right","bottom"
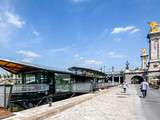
{"left": 96, "top": 83, "right": 108, "bottom": 89}
{"left": 12, "top": 84, "right": 49, "bottom": 93}
{"left": 72, "top": 82, "right": 92, "bottom": 92}
{"left": 56, "top": 82, "right": 119, "bottom": 93}
{"left": 56, "top": 84, "right": 71, "bottom": 92}
{"left": 11, "top": 82, "right": 119, "bottom": 94}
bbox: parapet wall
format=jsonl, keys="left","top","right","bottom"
{"left": 4, "top": 93, "right": 98, "bottom": 120}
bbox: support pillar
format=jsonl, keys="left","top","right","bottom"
{"left": 150, "top": 40, "right": 155, "bottom": 60}
{"left": 158, "top": 40, "right": 160, "bottom": 59}
{"left": 112, "top": 75, "right": 114, "bottom": 85}
{"left": 118, "top": 76, "right": 121, "bottom": 84}
{"left": 141, "top": 48, "right": 148, "bottom": 70}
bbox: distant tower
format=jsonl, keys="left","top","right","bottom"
{"left": 148, "top": 22, "right": 160, "bottom": 70}
{"left": 141, "top": 48, "right": 148, "bottom": 69}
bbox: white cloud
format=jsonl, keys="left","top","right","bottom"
{"left": 17, "top": 50, "right": 40, "bottom": 63}
{"left": 17, "top": 50, "right": 40, "bottom": 58}
{"left": 84, "top": 59, "right": 103, "bottom": 65}
{"left": 5, "top": 11, "right": 25, "bottom": 28}
{"left": 107, "top": 51, "right": 127, "bottom": 59}
{"left": 74, "top": 54, "right": 79, "bottom": 58}
{"left": 0, "top": 10, "right": 25, "bottom": 46}
{"left": 111, "top": 26, "right": 140, "bottom": 34}
{"left": 33, "top": 30, "right": 40, "bottom": 37}
{"left": 31, "top": 27, "right": 40, "bottom": 37}
{"left": 74, "top": 54, "right": 84, "bottom": 60}
{"left": 21, "top": 58, "right": 35, "bottom": 63}
{"left": 130, "top": 28, "right": 140, "bottom": 33}
{"left": 73, "top": 54, "right": 102, "bottom": 66}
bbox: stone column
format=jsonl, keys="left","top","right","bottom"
{"left": 150, "top": 40, "right": 155, "bottom": 60}
{"left": 149, "top": 40, "right": 151, "bottom": 60}
{"left": 112, "top": 75, "right": 114, "bottom": 85}
{"left": 158, "top": 39, "right": 160, "bottom": 59}
{"left": 141, "top": 55, "right": 148, "bottom": 69}
{"left": 118, "top": 76, "right": 121, "bottom": 84}
{"left": 155, "top": 40, "right": 158, "bottom": 59}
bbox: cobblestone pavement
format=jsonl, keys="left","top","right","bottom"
{"left": 45, "top": 85, "right": 146, "bottom": 120}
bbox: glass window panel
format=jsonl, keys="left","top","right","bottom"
{"left": 55, "top": 73, "right": 71, "bottom": 92}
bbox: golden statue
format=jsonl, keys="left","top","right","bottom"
{"left": 141, "top": 48, "right": 147, "bottom": 56}
{"left": 148, "top": 21, "right": 159, "bottom": 33}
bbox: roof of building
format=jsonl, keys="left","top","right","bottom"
{"left": 68, "top": 66, "right": 106, "bottom": 76}
{"left": 0, "top": 59, "right": 71, "bottom": 74}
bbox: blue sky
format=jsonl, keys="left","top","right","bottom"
{"left": 0, "top": 0, "right": 159, "bottom": 71}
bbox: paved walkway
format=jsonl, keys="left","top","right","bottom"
{"left": 5, "top": 93, "right": 96, "bottom": 120}
{"left": 135, "top": 85, "right": 160, "bottom": 120}
{"left": 45, "top": 85, "right": 146, "bottom": 120}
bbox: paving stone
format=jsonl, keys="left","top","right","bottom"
{"left": 45, "top": 85, "right": 146, "bottom": 120}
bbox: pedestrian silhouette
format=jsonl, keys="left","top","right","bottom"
{"left": 122, "top": 81, "right": 128, "bottom": 93}
{"left": 140, "top": 80, "right": 149, "bottom": 98}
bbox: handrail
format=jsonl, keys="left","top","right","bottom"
{"left": 12, "top": 84, "right": 49, "bottom": 93}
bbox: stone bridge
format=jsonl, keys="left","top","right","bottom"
{"left": 124, "top": 70, "right": 147, "bottom": 84}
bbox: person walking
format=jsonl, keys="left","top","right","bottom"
{"left": 122, "top": 81, "right": 128, "bottom": 93}
{"left": 140, "top": 80, "right": 149, "bottom": 98}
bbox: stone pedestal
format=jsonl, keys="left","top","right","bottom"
{"left": 141, "top": 55, "right": 148, "bottom": 70}
{"left": 148, "top": 32, "right": 160, "bottom": 71}
{"left": 148, "top": 31, "right": 160, "bottom": 82}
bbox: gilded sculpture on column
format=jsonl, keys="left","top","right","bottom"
{"left": 148, "top": 21, "right": 159, "bottom": 33}
{"left": 141, "top": 48, "right": 147, "bottom": 56}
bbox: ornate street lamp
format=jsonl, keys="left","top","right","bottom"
{"left": 0, "top": 81, "right": 13, "bottom": 109}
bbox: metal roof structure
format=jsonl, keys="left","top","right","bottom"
{"left": 68, "top": 66, "right": 106, "bottom": 76}
{"left": 0, "top": 59, "right": 71, "bottom": 74}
